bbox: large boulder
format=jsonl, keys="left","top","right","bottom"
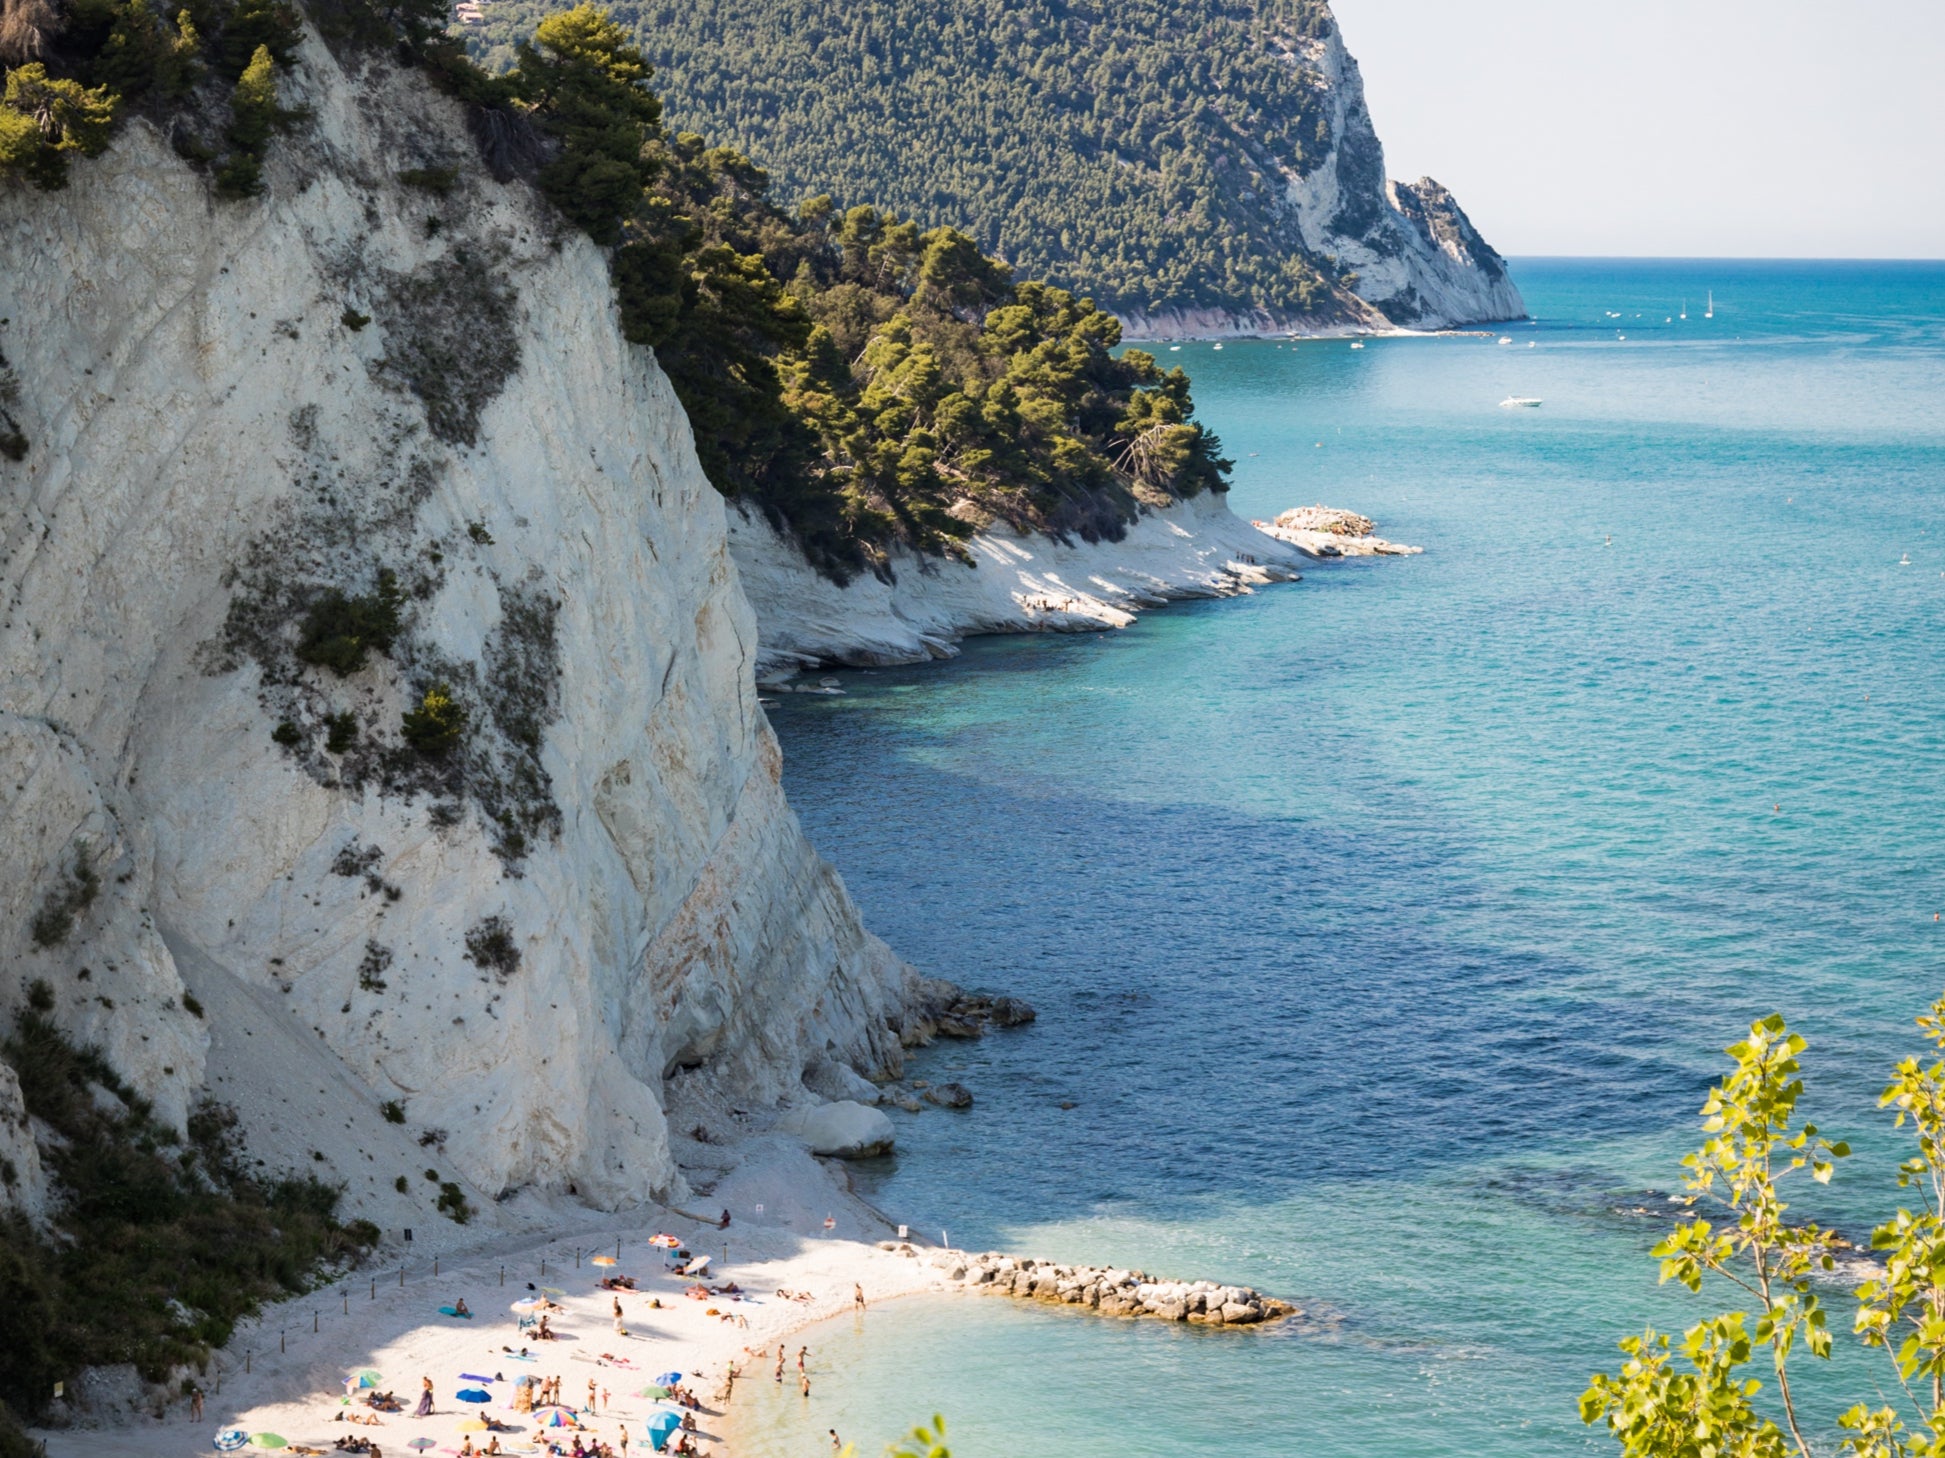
{"left": 776, "top": 1100, "right": 896, "bottom": 1158}
{"left": 803, "top": 1058, "right": 882, "bottom": 1106}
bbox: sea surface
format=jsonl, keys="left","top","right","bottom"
{"left": 742, "top": 259, "right": 1945, "bottom": 1457}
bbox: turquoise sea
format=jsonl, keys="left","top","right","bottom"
{"left": 744, "top": 259, "right": 1945, "bottom": 1456}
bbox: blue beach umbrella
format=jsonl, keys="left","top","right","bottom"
{"left": 458, "top": 1372, "right": 496, "bottom": 1383}
{"left": 653, "top": 1371, "right": 683, "bottom": 1386}
{"left": 455, "top": 1388, "right": 492, "bottom": 1404}
{"left": 646, "top": 1410, "right": 682, "bottom": 1451}
{"left": 213, "top": 1429, "right": 249, "bottom": 1452}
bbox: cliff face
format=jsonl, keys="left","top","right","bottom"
{"left": 729, "top": 492, "right": 1308, "bottom": 678}
{"left": 1119, "top": 20, "right": 1524, "bottom": 337}
{"left": 0, "top": 39, "right": 919, "bottom": 1223}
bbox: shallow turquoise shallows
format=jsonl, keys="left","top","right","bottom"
{"left": 748, "top": 259, "right": 1945, "bottom": 1457}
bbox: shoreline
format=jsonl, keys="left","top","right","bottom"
{"left": 729, "top": 491, "right": 1310, "bottom": 681}
{"left": 30, "top": 1142, "right": 952, "bottom": 1457}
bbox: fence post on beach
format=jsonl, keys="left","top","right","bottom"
{"left": 313, "top": 1310, "right": 318, "bottom": 1333}
{"left": 371, "top": 1277, "right": 376, "bottom": 1300}
{"left": 280, "top": 1330, "right": 285, "bottom": 1354}
{"left": 399, "top": 1267, "right": 405, "bottom": 1289}
{"left": 500, "top": 1265, "right": 505, "bottom": 1287}
{"left": 343, "top": 1291, "right": 349, "bottom": 1315}
{"left": 615, "top": 1236, "right": 621, "bottom": 1259}
{"left": 245, "top": 1352, "right": 251, "bottom": 1375}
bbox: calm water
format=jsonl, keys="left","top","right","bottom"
{"left": 745, "top": 259, "right": 1945, "bottom": 1457}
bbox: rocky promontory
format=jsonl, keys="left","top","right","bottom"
{"left": 906, "top": 1247, "right": 1298, "bottom": 1328}
{"left": 1254, "top": 505, "right": 1424, "bottom": 559}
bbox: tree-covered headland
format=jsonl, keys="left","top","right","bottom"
{"left": 466, "top": 0, "right": 1360, "bottom": 323}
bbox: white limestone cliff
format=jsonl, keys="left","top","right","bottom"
{"left": 728, "top": 490, "right": 1307, "bottom": 677}
{"left": 0, "top": 38, "right": 930, "bottom": 1224}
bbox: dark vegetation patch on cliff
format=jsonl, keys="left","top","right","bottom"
{"left": 466, "top": 0, "right": 1353, "bottom": 322}
{"left": 371, "top": 250, "right": 522, "bottom": 447}
{"left": 0, "top": 994, "right": 376, "bottom": 1435}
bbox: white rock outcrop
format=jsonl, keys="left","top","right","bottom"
{"left": 729, "top": 490, "right": 1307, "bottom": 677}
{"left": 1121, "top": 15, "right": 1524, "bottom": 337}
{"left": 0, "top": 39, "right": 927, "bottom": 1220}
{"left": 775, "top": 1100, "right": 896, "bottom": 1158}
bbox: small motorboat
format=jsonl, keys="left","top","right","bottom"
{"left": 1499, "top": 397, "right": 1543, "bottom": 408}
{"left": 1349, "top": 340, "right": 1364, "bottom": 349}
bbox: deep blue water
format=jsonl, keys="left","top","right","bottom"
{"left": 742, "top": 259, "right": 1945, "bottom": 1457}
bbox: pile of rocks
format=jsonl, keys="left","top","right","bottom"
{"left": 906, "top": 991, "right": 1037, "bottom": 1042}
{"left": 1252, "top": 505, "right": 1422, "bottom": 559}
{"left": 1273, "top": 505, "right": 1377, "bottom": 537}
{"left": 921, "top": 1249, "right": 1296, "bottom": 1327}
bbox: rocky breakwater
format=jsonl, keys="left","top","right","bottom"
{"left": 1254, "top": 505, "right": 1423, "bottom": 559}
{"left": 922, "top": 1249, "right": 1298, "bottom": 1327}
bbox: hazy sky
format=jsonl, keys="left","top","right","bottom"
{"left": 1331, "top": 0, "right": 1945, "bottom": 258}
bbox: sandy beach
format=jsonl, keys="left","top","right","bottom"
{"left": 32, "top": 1142, "right": 954, "bottom": 1458}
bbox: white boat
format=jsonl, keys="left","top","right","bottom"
{"left": 1500, "top": 396, "right": 1543, "bottom": 408}
{"left": 1212, "top": 343, "right": 1223, "bottom": 351}
{"left": 1169, "top": 345, "right": 1181, "bottom": 351}
{"left": 1497, "top": 336, "right": 1512, "bottom": 345}
{"left": 1705, "top": 291, "right": 1714, "bottom": 319}
{"left": 1900, "top": 553, "right": 1912, "bottom": 566}
{"left": 1349, "top": 341, "right": 1364, "bottom": 349}
{"left": 1680, "top": 300, "right": 1688, "bottom": 319}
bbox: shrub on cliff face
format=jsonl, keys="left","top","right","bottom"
{"left": 0, "top": 62, "right": 116, "bottom": 189}
{"left": 401, "top": 682, "right": 466, "bottom": 755}
{"left": 296, "top": 571, "right": 403, "bottom": 676}
{"left": 29, "top": 845, "right": 99, "bottom": 948}
{"left": 463, "top": 914, "right": 519, "bottom": 977}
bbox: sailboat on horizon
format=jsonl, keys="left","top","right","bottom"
{"left": 1680, "top": 299, "right": 1688, "bottom": 320}
{"left": 1705, "top": 291, "right": 1715, "bottom": 319}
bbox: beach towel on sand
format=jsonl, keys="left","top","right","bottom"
{"left": 438, "top": 1306, "right": 474, "bottom": 1318}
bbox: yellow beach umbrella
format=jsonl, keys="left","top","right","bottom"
{"left": 591, "top": 1255, "right": 617, "bottom": 1267}
{"left": 457, "top": 1417, "right": 492, "bottom": 1432}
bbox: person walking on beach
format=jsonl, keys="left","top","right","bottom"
{"left": 417, "top": 1377, "right": 433, "bottom": 1417}
{"left": 587, "top": 1378, "right": 597, "bottom": 1412}
{"left": 853, "top": 1283, "right": 866, "bottom": 1313}
{"left": 613, "top": 1296, "right": 627, "bottom": 1335}
{"left": 774, "top": 1345, "right": 785, "bottom": 1382}
{"left": 189, "top": 1387, "right": 204, "bottom": 1422}
{"left": 796, "top": 1346, "right": 807, "bottom": 1374}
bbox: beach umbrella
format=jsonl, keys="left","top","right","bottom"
{"left": 654, "top": 1371, "right": 683, "bottom": 1387}
{"left": 251, "top": 1435, "right": 289, "bottom": 1450}
{"left": 637, "top": 1385, "right": 672, "bottom": 1400}
{"left": 456, "top": 1388, "right": 492, "bottom": 1404}
{"left": 647, "top": 1410, "right": 681, "bottom": 1451}
{"left": 213, "top": 1429, "right": 249, "bottom": 1452}
{"left": 457, "top": 1417, "right": 492, "bottom": 1432}
{"left": 406, "top": 1440, "right": 438, "bottom": 1453}
{"left": 458, "top": 1372, "right": 496, "bottom": 1383}
{"left": 344, "top": 1368, "right": 382, "bottom": 1390}
{"left": 591, "top": 1254, "right": 617, "bottom": 1266}
{"left": 533, "top": 1405, "right": 578, "bottom": 1428}
{"left": 649, "top": 1234, "right": 681, "bottom": 1248}
{"left": 509, "top": 1298, "right": 543, "bottom": 1314}
{"left": 679, "top": 1255, "right": 710, "bottom": 1276}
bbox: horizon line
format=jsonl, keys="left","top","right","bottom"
{"left": 1504, "top": 253, "right": 1945, "bottom": 264}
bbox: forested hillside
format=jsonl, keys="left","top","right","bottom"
{"left": 464, "top": 0, "right": 1520, "bottom": 329}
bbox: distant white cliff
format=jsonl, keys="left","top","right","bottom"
{"left": 1122, "top": 21, "right": 1524, "bottom": 337}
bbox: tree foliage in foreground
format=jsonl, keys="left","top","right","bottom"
{"left": 504, "top": 5, "right": 1230, "bottom": 580}
{"left": 466, "top": 0, "right": 1356, "bottom": 320}
{"left": 1584, "top": 997, "right": 1945, "bottom": 1458}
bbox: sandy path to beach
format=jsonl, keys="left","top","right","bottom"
{"left": 34, "top": 1144, "right": 952, "bottom": 1458}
